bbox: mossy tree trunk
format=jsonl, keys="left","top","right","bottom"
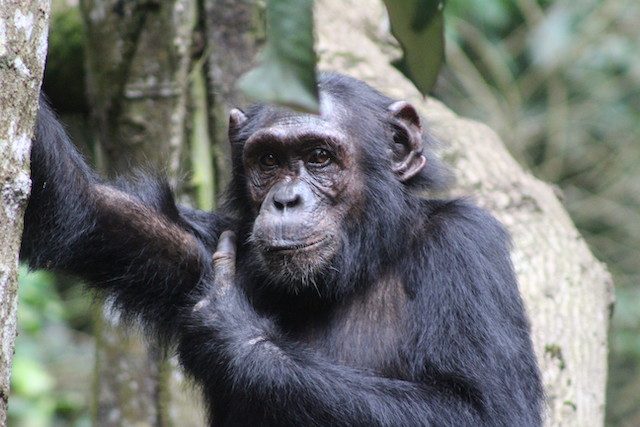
{"left": 0, "top": 1, "right": 50, "bottom": 424}
{"left": 200, "top": 0, "right": 264, "bottom": 193}
{"left": 79, "top": 0, "right": 264, "bottom": 424}
{"left": 80, "top": 0, "right": 204, "bottom": 424}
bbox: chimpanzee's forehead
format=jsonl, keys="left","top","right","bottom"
{"left": 242, "top": 94, "right": 354, "bottom": 151}
{"left": 255, "top": 93, "right": 348, "bottom": 133}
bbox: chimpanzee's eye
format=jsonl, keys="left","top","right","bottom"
{"left": 308, "top": 148, "right": 332, "bottom": 166}
{"left": 259, "top": 153, "right": 278, "bottom": 168}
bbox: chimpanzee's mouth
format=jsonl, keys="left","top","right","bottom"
{"left": 266, "top": 236, "right": 329, "bottom": 253}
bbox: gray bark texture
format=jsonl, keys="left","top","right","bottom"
{"left": 201, "top": 0, "right": 263, "bottom": 192}
{"left": 80, "top": 0, "right": 205, "bottom": 424}
{"left": 0, "top": 0, "right": 49, "bottom": 425}
{"left": 315, "top": 1, "right": 614, "bottom": 425}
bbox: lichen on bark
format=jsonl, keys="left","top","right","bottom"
{"left": 0, "top": 1, "right": 50, "bottom": 424}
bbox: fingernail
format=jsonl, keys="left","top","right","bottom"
{"left": 217, "top": 230, "right": 236, "bottom": 252}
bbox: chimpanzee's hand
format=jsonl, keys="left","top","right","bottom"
{"left": 212, "top": 230, "right": 236, "bottom": 297}
{"left": 192, "top": 230, "right": 237, "bottom": 314}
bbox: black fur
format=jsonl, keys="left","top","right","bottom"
{"left": 21, "top": 75, "right": 543, "bottom": 426}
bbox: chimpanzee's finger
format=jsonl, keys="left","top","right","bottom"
{"left": 213, "top": 230, "right": 236, "bottom": 289}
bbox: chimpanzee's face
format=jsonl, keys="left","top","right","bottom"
{"left": 228, "top": 83, "right": 426, "bottom": 288}
{"left": 240, "top": 96, "right": 364, "bottom": 284}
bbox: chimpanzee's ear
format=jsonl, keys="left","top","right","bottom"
{"left": 387, "top": 101, "right": 427, "bottom": 182}
{"left": 228, "top": 108, "right": 248, "bottom": 142}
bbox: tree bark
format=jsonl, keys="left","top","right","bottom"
{"left": 80, "top": 0, "right": 205, "bottom": 424}
{"left": 315, "top": 1, "right": 614, "bottom": 425}
{"left": 0, "top": 1, "right": 50, "bottom": 424}
{"left": 79, "top": 1, "right": 265, "bottom": 423}
{"left": 201, "top": 0, "right": 264, "bottom": 192}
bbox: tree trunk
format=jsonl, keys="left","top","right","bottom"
{"left": 79, "top": 0, "right": 264, "bottom": 423}
{"left": 80, "top": 0, "right": 205, "bottom": 424}
{"left": 201, "top": 0, "right": 263, "bottom": 191}
{"left": 315, "top": 1, "right": 614, "bottom": 425}
{"left": 0, "top": 1, "right": 50, "bottom": 424}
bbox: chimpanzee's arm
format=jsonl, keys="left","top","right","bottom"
{"left": 20, "top": 98, "right": 226, "bottom": 340}
{"left": 181, "top": 203, "right": 543, "bottom": 426}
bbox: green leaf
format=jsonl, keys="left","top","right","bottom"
{"left": 384, "top": 0, "right": 446, "bottom": 95}
{"left": 238, "top": 0, "right": 319, "bottom": 113}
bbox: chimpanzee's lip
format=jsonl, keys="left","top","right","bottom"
{"left": 266, "top": 236, "right": 328, "bottom": 253}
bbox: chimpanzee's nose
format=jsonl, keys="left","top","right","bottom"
{"left": 272, "top": 183, "right": 303, "bottom": 211}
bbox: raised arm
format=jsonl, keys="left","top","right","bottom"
{"left": 20, "top": 98, "right": 226, "bottom": 339}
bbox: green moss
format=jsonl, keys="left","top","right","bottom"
{"left": 544, "top": 344, "right": 566, "bottom": 370}
{"left": 331, "top": 51, "right": 366, "bottom": 69}
{"left": 0, "top": 55, "right": 14, "bottom": 70}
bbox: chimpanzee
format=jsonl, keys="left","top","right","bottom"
{"left": 21, "top": 73, "right": 544, "bottom": 426}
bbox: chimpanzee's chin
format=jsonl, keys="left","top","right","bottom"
{"left": 255, "top": 243, "right": 336, "bottom": 291}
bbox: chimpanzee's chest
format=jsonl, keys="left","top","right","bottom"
{"left": 283, "top": 278, "right": 411, "bottom": 376}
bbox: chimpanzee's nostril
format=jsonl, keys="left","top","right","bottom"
{"left": 273, "top": 193, "right": 301, "bottom": 210}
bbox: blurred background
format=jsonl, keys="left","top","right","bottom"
{"left": 10, "top": 0, "right": 639, "bottom": 425}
